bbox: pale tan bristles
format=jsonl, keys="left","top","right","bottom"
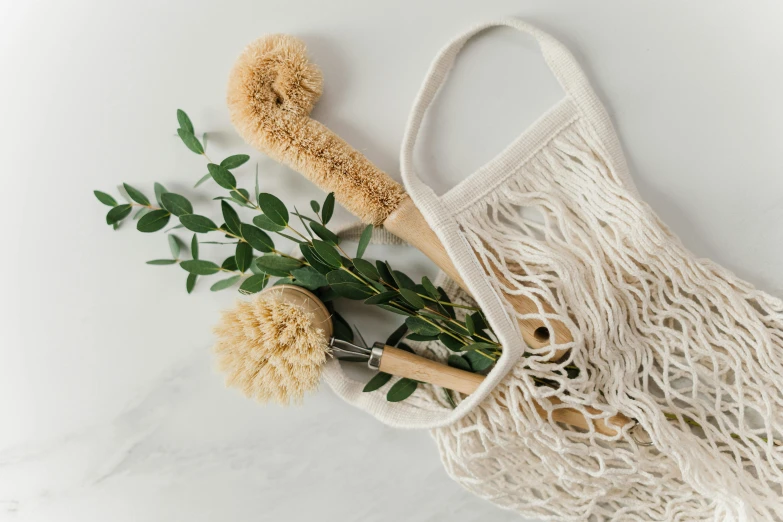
{"left": 227, "top": 34, "right": 406, "bottom": 225}
{"left": 213, "top": 291, "right": 330, "bottom": 405}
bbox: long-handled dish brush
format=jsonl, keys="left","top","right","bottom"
{"left": 213, "top": 285, "right": 633, "bottom": 437}
{"left": 226, "top": 34, "right": 571, "bottom": 358}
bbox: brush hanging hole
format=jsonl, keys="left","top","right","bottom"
{"left": 534, "top": 326, "right": 550, "bottom": 342}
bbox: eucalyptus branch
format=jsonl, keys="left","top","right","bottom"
{"left": 93, "top": 109, "right": 512, "bottom": 404}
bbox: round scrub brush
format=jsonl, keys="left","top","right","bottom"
{"left": 213, "top": 285, "right": 633, "bottom": 436}
{"left": 213, "top": 285, "right": 333, "bottom": 405}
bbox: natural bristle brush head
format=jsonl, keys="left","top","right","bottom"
{"left": 213, "top": 285, "right": 333, "bottom": 405}
{"left": 227, "top": 34, "right": 406, "bottom": 225}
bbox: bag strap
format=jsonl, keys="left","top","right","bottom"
{"left": 400, "top": 17, "right": 635, "bottom": 204}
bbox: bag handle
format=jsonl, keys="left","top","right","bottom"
{"left": 400, "top": 17, "right": 635, "bottom": 202}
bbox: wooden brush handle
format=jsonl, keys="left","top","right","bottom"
{"left": 380, "top": 345, "right": 485, "bottom": 395}
{"left": 379, "top": 346, "right": 631, "bottom": 437}
{"left": 385, "top": 197, "right": 571, "bottom": 357}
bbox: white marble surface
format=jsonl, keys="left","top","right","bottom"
{"left": 2, "top": 1, "right": 782, "bottom": 521}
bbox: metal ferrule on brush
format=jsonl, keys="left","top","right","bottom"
{"left": 329, "top": 338, "right": 384, "bottom": 370}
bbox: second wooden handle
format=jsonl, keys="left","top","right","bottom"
{"left": 378, "top": 346, "right": 631, "bottom": 437}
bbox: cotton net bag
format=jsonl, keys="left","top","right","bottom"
{"left": 383, "top": 18, "right": 782, "bottom": 521}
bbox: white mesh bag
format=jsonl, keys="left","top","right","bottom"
{"left": 326, "top": 18, "right": 783, "bottom": 521}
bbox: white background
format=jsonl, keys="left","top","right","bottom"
{"left": 1, "top": 1, "right": 782, "bottom": 521}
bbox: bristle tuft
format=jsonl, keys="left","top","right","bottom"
{"left": 227, "top": 34, "right": 406, "bottom": 225}
{"left": 213, "top": 292, "right": 330, "bottom": 405}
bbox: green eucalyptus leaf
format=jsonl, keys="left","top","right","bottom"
{"left": 94, "top": 190, "right": 117, "bottom": 207}
{"left": 191, "top": 234, "right": 199, "bottom": 260}
{"left": 221, "top": 255, "right": 238, "bottom": 271}
{"left": 137, "top": 209, "right": 171, "bottom": 233}
{"left": 419, "top": 310, "right": 445, "bottom": 323}
{"left": 161, "top": 193, "right": 193, "bottom": 216}
{"left": 178, "top": 128, "right": 204, "bottom": 154}
{"left": 235, "top": 242, "right": 253, "bottom": 273}
{"left": 106, "top": 204, "right": 132, "bottom": 224}
{"left": 194, "top": 173, "right": 212, "bottom": 188}
{"left": 146, "top": 259, "right": 177, "bottom": 265}
{"left": 177, "top": 109, "right": 194, "bottom": 134}
{"left": 368, "top": 280, "right": 386, "bottom": 293}
{"left": 257, "top": 193, "right": 289, "bottom": 226}
{"left": 437, "top": 287, "right": 456, "bottom": 319}
{"left": 405, "top": 316, "right": 440, "bottom": 336}
{"left": 321, "top": 192, "right": 335, "bottom": 224}
{"left": 254, "top": 255, "right": 302, "bottom": 277}
{"left": 325, "top": 270, "right": 358, "bottom": 285}
{"left": 168, "top": 234, "right": 182, "bottom": 259}
{"left": 447, "top": 354, "right": 472, "bottom": 372}
{"left": 153, "top": 182, "right": 168, "bottom": 207}
{"left": 352, "top": 258, "right": 379, "bottom": 281}
{"left": 180, "top": 259, "right": 220, "bottom": 275}
{"left": 309, "top": 222, "right": 339, "bottom": 245}
{"left": 312, "top": 240, "right": 342, "bottom": 268}
{"left": 406, "top": 333, "right": 440, "bottom": 342}
{"left": 356, "top": 224, "right": 373, "bottom": 258}
{"left": 465, "top": 314, "right": 475, "bottom": 335}
{"left": 443, "top": 321, "right": 470, "bottom": 337}
{"left": 421, "top": 276, "right": 439, "bottom": 299}
{"left": 210, "top": 275, "right": 241, "bottom": 291}
{"left": 241, "top": 224, "right": 274, "bottom": 253}
{"left": 386, "top": 378, "right": 418, "bottom": 402}
{"left": 300, "top": 244, "right": 332, "bottom": 274}
{"left": 463, "top": 349, "right": 494, "bottom": 372}
{"left": 239, "top": 274, "right": 268, "bottom": 294}
{"left": 229, "top": 190, "right": 251, "bottom": 207}
{"left": 123, "top": 183, "right": 150, "bottom": 206}
{"left": 207, "top": 163, "right": 236, "bottom": 190}
{"left": 377, "top": 304, "right": 413, "bottom": 316}
{"left": 310, "top": 200, "right": 320, "bottom": 213}
{"left": 326, "top": 270, "right": 375, "bottom": 300}
{"left": 399, "top": 288, "right": 425, "bottom": 309}
{"left": 329, "top": 285, "right": 376, "bottom": 301}
{"left": 363, "top": 372, "right": 392, "bottom": 393}
{"left": 291, "top": 266, "right": 328, "bottom": 289}
{"left": 386, "top": 323, "right": 408, "bottom": 347}
{"left": 180, "top": 214, "right": 217, "bottom": 233}
{"left": 464, "top": 342, "right": 498, "bottom": 352}
{"left": 470, "top": 312, "right": 487, "bottom": 332}
{"left": 376, "top": 261, "right": 397, "bottom": 287}
{"left": 392, "top": 270, "right": 416, "bottom": 290}
{"left": 220, "top": 154, "right": 250, "bottom": 169}
{"left": 253, "top": 214, "right": 286, "bottom": 232}
{"left": 364, "top": 291, "right": 397, "bottom": 305}
{"left": 186, "top": 273, "right": 197, "bottom": 294}
{"left": 221, "top": 201, "right": 241, "bottom": 235}
{"left": 249, "top": 259, "right": 263, "bottom": 275}
{"left": 331, "top": 312, "right": 353, "bottom": 342}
